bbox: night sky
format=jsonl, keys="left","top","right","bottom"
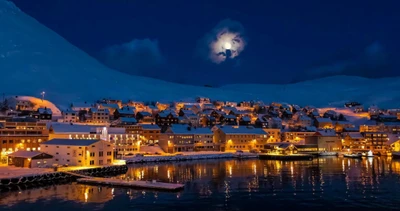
{"left": 10, "top": 0, "right": 400, "bottom": 86}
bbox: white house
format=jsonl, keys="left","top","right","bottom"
{"left": 61, "top": 110, "right": 78, "bottom": 123}
{"left": 40, "top": 139, "right": 114, "bottom": 166}
{"left": 297, "top": 115, "right": 312, "bottom": 127}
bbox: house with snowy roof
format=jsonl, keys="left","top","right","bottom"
{"left": 113, "top": 106, "right": 135, "bottom": 119}
{"left": 268, "top": 117, "right": 282, "bottom": 129}
{"left": 201, "top": 103, "right": 215, "bottom": 111}
{"left": 200, "top": 115, "right": 217, "bottom": 127}
{"left": 334, "top": 121, "right": 354, "bottom": 132}
{"left": 32, "top": 107, "right": 52, "bottom": 121}
{"left": 61, "top": 109, "right": 78, "bottom": 123}
{"left": 255, "top": 116, "right": 268, "bottom": 128}
{"left": 70, "top": 102, "right": 93, "bottom": 112}
{"left": 220, "top": 114, "right": 237, "bottom": 125}
{"left": 155, "top": 111, "right": 179, "bottom": 126}
{"left": 113, "top": 117, "right": 138, "bottom": 126}
{"left": 98, "top": 103, "right": 120, "bottom": 114}
{"left": 297, "top": 115, "right": 312, "bottom": 127}
{"left": 136, "top": 111, "right": 154, "bottom": 123}
{"left": 88, "top": 108, "right": 110, "bottom": 124}
{"left": 239, "top": 116, "right": 251, "bottom": 126}
{"left": 314, "top": 118, "right": 333, "bottom": 129}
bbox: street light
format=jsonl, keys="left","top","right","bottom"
{"left": 41, "top": 91, "right": 45, "bottom": 102}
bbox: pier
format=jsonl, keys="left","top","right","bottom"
{"left": 259, "top": 153, "right": 314, "bottom": 161}
{"left": 77, "top": 177, "right": 184, "bottom": 191}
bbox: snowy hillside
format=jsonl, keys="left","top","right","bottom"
{"left": 222, "top": 76, "right": 400, "bottom": 108}
{"left": 0, "top": 0, "right": 399, "bottom": 108}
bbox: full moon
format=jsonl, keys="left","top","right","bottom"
{"left": 224, "top": 42, "right": 232, "bottom": 50}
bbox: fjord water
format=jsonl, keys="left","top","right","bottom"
{"left": 1, "top": 157, "right": 400, "bottom": 210}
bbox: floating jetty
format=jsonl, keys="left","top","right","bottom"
{"left": 77, "top": 177, "right": 184, "bottom": 191}
{"left": 259, "top": 153, "right": 314, "bottom": 161}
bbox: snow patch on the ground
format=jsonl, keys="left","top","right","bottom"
{"left": 8, "top": 96, "right": 61, "bottom": 116}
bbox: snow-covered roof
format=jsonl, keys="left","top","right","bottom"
{"left": 186, "top": 114, "right": 198, "bottom": 118}
{"left": 223, "top": 114, "right": 237, "bottom": 119}
{"left": 382, "top": 122, "right": 400, "bottom": 126}
{"left": 107, "top": 127, "right": 126, "bottom": 134}
{"left": 62, "top": 110, "right": 77, "bottom": 114}
{"left": 8, "top": 151, "right": 49, "bottom": 158}
{"left": 241, "top": 116, "right": 251, "bottom": 121}
{"left": 299, "top": 115, "right": 312, "bottom": 121}
{"left": 346, "top": 132, "right": 364, "bottom": 139}
{"left": 271, "top": 117, "right": 282, "bottom": 122}
{"left": 216, "top": 125, "right": 268, "bottom": 135}
{"left": 315, "top": 118, "right": 332, "bottom": 123}
{"left": 90, "top": 108, "right": 110, "bottom": 114}
{"left": 305, "top": 126, "right": 317, "bottom": 132}
{"left": 169, "top": 124, "right": 212, "bottom": 134}
{"left": 49, "top": 123, "right": 98, "bottom": 134}
{"left": 38, "top": 108, "right": 52, "bottom": 115}
{"left": 137, "top": 111, "right": 152, "bottom": 116}
{"left": 335, "top": 121, "right": 352, "bottom": 125}
{"left": 315, "top": 130, "right": 336, "bottom": 136}
{"left": 116, "top": 108, "right": 135, "bottom": 115}
{"left": 147, "top": 105, "right": 158, "bottom": 110}
{"left": 100, "top": 103, "right": 120, "bottom": 109}
{"left": 363, "top": 120, "right": 377, "bottom": 126}
{"left": 284, "top": 110, "right": 293, "bottom": 115}
{"left": 140, "top": 124, "right": 160, "bottom": 130}
{"left": 181, "top": 110, "right": 195, "bottom": 115}
{"left": 119, "top": 117, "right": 137, "bottom": 123}
{"left": 42, "top": 139, "right": 100, "bottom": 146}
{"left": 158, "top": 111, "right": 178, "bottom": 118}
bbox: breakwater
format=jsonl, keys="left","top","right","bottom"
{"left": 0, "top": 165, "right": 128, "bottom": 191}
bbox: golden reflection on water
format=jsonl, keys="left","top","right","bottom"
{"left": 2, "top": 157, "right": 400, "bottom": 207}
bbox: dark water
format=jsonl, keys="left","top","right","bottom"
{"left": 1, "top": 157, "right": 400, "bottom": 210}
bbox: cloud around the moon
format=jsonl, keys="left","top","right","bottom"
{"left": 197, "top": 19, "right": 247, "bottom": 64}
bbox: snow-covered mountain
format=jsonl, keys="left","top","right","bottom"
{"left": 0, "top": 0, "right": 399, "bottom": 108}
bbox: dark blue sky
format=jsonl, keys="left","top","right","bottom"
{"left": 11, "top": 0, "right": 400, "bottom": 86}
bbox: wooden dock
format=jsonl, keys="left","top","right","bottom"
{"left": 77, "top": 177, "right": 184, "bottom": 191}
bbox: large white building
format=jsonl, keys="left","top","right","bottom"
{"left": 40, "top": 139, "right": 114, "bottom": 166}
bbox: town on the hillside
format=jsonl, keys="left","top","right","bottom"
{"left": 0, "top": 95, "right": 400, "bottom": 168}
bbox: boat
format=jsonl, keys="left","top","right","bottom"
{"left": 318, "top": 151, "right": 338, "bottom": 156}
{"left": 362, "top": 150, "right": 374, "bottom": 157}
{"left": 343, "top": 153, "right": 362, "bottom": 158}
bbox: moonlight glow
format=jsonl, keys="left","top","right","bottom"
{"left": 224, "top": 42, "right": 232, "bottom": 50}
{"left": 198, "top": 19, "right": 247, "bottom": 64}
{"left": 209, "top": 28, "right": 246, "bottom": 64}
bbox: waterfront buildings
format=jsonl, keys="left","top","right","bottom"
{"left": 0, "top": 120, "right": 49, "bottom": 165}
{"left": 213, "top": 125, "right": 268, "bottom": 152}
{"left": 40, "top": 139, "right": 114, "bottom": 166}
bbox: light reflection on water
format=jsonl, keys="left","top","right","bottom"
{"left": 1, "top": 157, "right": 400, "bottom": 210}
